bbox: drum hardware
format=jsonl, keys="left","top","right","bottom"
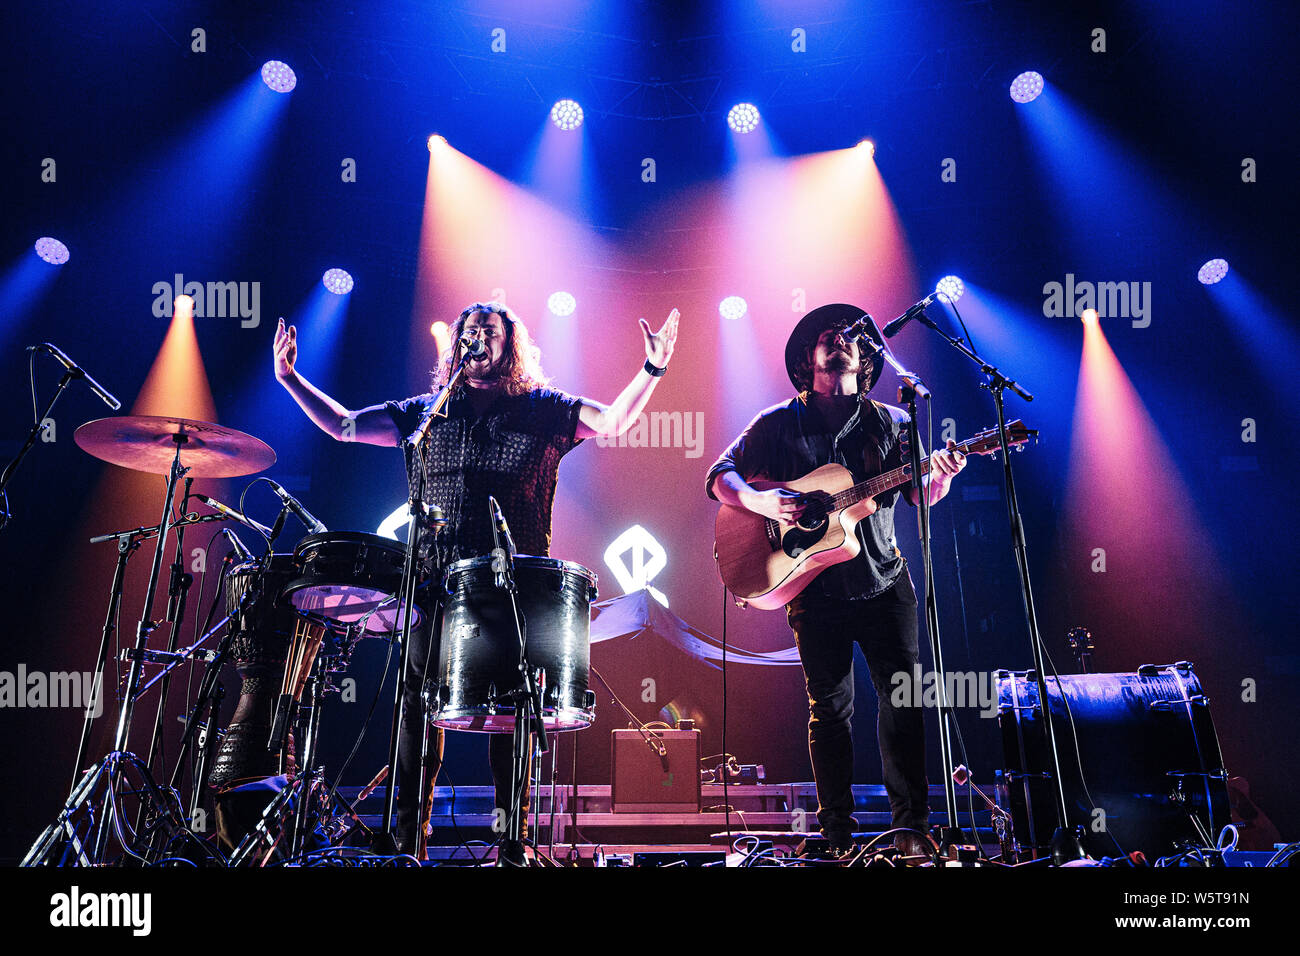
{"left": 25, "top": 416, "right": 275, "bottom": 867}
{"left": 228, "top": 640, "right": 360, "bottom": 865}
{"left": 951, "top": 764, "right": 1017, "bottom": 864}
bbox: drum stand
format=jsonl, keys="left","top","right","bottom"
{"left": 228, "top": 656, "right": 331, "bottom": 865}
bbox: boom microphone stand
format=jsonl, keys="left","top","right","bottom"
{"left": 860, "top": 335, "right": 967, "bottom": 852}
{"left": 901, "top": 305, "right": 1084, "bottom": 863}
{"left": 377, "top": 349, "right": 472, "bottom": 848}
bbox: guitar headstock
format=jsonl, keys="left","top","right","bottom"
{"left": 963, "top": 419, "right": 1036, "bottom": 458}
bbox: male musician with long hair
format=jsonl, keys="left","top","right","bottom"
{"left": 706, "top": 304, "right": 966, "bottom": 858}
{"left": 275, "top": 301, "right": 680, "bottom": 856}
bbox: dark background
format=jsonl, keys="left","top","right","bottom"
{"left": 1, "top": 0, "right": 1296, "bottom": 861}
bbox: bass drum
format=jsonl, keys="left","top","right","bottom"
{"left": 209, "top": 555, "right": 300, "bottom": 791}
{"left": 996, "top": 663, "right": 1230, "bottom": 861}
{"left": 432, "top": 556, "right": 597, "bottom": 732}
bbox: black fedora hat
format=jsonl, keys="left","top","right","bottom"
{"left": 784, "top": 303, "right": 884, "bottom": 394}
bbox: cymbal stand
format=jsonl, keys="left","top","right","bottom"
{"left": 27, "top": 435, "right": 200, "bottom": 866}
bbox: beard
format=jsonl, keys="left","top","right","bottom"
{"left": 821, "top": 351, "right": 859, "bottom": 375}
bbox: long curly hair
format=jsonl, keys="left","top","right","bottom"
{"left": 431, "top": 301, "right": 549, "bottom": 396}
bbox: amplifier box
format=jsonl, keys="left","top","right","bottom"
{"left": 611, "top": 729, "right": 701, "bottom": 813}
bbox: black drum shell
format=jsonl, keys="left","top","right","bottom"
{"left": 282, "top": 531, "right": 422, "bottom": 634}
{"left": 433, "top": 556, "right": 597, "bottom": 732}
{"left": 996, "top": 664, "right": 1229, "bottom": 860}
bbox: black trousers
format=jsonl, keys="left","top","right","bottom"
{"left": 786, "top": 571, "right": 929, "bottom": 844}
{"left": 395, "top": 607, "right": 528, "bottom": 855}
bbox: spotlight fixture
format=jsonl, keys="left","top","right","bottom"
{"left": 727, "top": 103, "right": 761, "bottom": 134}
{"left": 1197, "top": 258, "right": 1229, "bottom": 285}
{"left": 260, "top": 60, "right": 297, "bottom": 93}
{"left": 1009, "top": 71, "right": 1044, "bottom": 104}
{"left": 322, "top": 269, "right": 353, "bottom": 295}
{"left": 427, "top": 133, "right": 446, "bottom": 151}
{"left": 1080, "top": 308, "right": 1100, "bottom": 325}
{"left": 34, "top": 237, "right": 69, "bottom": 265}
{"left": 547, "top": 291, "right": 576, "bottom": 317}
{"left": 550, "top": 99, "right": 584, "bottom": 131}
{"left": 719, "top": 296, "right": 748, "bottom": 320}
{"left": 857, "top": 139, "right": 876, "bottom": 157}
{"left": 935, "top": 275, "right": 965, "bottom": 302}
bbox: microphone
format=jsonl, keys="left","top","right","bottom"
{"left": 221, "top": 528, "right": 253, "bottom": 563}
{"left": 193, "top": 493, "right": 274, "bottom": 538}
{"left": 27, "top": 343, "right": 122, "bottom": 410}
{"left": 882, "top": 292, "right": 940, "bottom": 338}
{"left": 488, "top": 495, "right": 516, "bottom": 557}
{"left": 488, "top": 495, "right": 516, "bottom": 590}
{"left": 836, "top": 312, "right": 877, "bottom": 343}
{"left": 267, "top": 480, "right": 328, "bottom": 534}
{"left": 459, "top": 333, "right": 486, "bottom": 359}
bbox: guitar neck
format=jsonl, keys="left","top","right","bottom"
{"left": 832, "top": 438, "right": 974, "bottom": 510}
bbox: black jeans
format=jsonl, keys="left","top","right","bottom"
{"left": 786, "top": 571, "right": 928, "bottom": 844}
{"left": 396, "top": 608, "right": 528, "bottom": 855}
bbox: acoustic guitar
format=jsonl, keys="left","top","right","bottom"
{"left": 713, "top": 420, "right": 1034, "bottom": 609}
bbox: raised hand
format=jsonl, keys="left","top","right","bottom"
{"left": 640, "top": 308, "right": 680, "bottom": 369}
{"left": 273, "top": 318, "right": 298, "bottom": 381}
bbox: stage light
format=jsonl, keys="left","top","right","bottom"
{"left": 1081, "top": 307, "right": 1100, "bottom": 325}
{"left": 935, "top": 275, "right": 964, "bottom": 302}
{"left": 719, "top": 296, "right": 748, "bottom": 320}
{"left": 34, "top": 237, "right": 69, "bottom": 265}
{"left": 260, "top": 60, "right": 297, "bottom": 93}
{"left": 857, "top": 139, "right": 875, "bottom": 157}
{"left": 1198, "top": 258, "right": 1229, "bottom": 285}
{"left": 430, "top": 320, "right": 449, "bottom": 338}
{"left": 427, "top": 133, "right": 446, "bottom": 151}
{"left": 322, "top": 268, "right": 353, "bottom": 295}
{"left": 1009, "top": 71, "right": 1044, "bottom": 104}
{"left": 727, "top": 103, "right": 761, "bottom": 133}
{"left": 547, "top": 291, "right": 576, "bottom": 317}
{"left": 550, "top": 99, "right": 584, "bottom": 131}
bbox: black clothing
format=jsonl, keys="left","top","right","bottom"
{"left": 708, "top": 393, "right": 930, "bottom": 841}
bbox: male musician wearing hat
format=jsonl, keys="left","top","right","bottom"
{"left": 706, "top": 304, "right": 966, "bottom": 857}
{"left": 275, "top": 302, "right": 680, "bottom": 857}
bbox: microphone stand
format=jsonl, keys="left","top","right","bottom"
{"left": 903, "top": 309, "right": 1084, "bottom": 863}
{"left": 0, "top": 364, "right": 81, "bottom": 532}
{"left": 491, "top": 502, "right": 550, "bottom": 868}
{"left": 862, "top": 338, "right": 967, "bottom": 854}
{"left": 376, "top": 356, "right": 468, "bottom": 850}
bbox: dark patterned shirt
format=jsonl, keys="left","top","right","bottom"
{"left": 706, "top": 394, "right": 916, "bottom": 607}
{"left": 385, "top": 387, "right": 585, "bottom": 573}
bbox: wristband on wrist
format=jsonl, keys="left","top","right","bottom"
{"left": 644, "top": 358, "right": 667, "bottom": 377}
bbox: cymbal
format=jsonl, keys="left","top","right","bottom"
{"left": 75, "top": 416, "right": 276, "bottom": 478}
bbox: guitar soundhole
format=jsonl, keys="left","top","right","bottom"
{"left": 784, "top": 500, "right": 829, "bottom": 558}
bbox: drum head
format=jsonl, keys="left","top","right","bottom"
{"left": 285, "top": 581, "right": 422, "bottom": 635}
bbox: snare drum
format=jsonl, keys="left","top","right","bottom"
{"left": 431, "top": 555, "right": 597, "bottom": 732}
{"left": 282, "top": 531, "right": 423, "bottom": 635}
